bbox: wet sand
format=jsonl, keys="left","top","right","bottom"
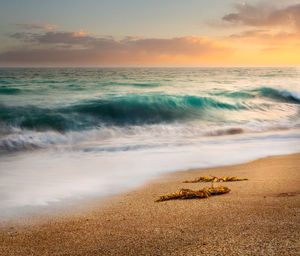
{"left": 0, "top": 153, "right": 299, "bottom": 255}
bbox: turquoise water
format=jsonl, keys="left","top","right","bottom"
{"left": 0, "top": 67, "right": 300, "bottom": 214}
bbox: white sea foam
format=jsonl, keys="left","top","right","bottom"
{"left": 0, "top": 128, "right": 299, "bottom": 216}
{"left": 1, "top": 116, "right": 299, "bottom": 153}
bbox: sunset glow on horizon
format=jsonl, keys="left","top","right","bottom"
{"left": 0, "top": 0, "right": 299, "bottom": 67}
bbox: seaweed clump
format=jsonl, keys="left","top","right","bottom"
{"left": 155, "top": 185, "right": 230, "bottom": 202}
{"left": 182, "top": 176, "right": 249, "bottom": 183}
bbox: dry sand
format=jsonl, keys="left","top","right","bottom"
{"left": 0, "top": 153, "right": 300, "bottom": 256}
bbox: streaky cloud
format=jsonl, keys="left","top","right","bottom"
{"left": 0, "top": 31, "right": 232, "bottom": 66}
{"left": 15, "top": 23, "right": 58, "bottom": 31}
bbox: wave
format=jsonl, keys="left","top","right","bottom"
{"left": 0, "top": 125, "right": 191, "bottom": 153}
{"left": 0, "top": 94, "right": 246, "bottom": 132}
{"left": 103, "top": 81, "right": 161, "bottom": 87}
{"left": 0, "top": 131, "right": 64, "bottom": 152}
{"left": 209, "top": 91, "right": 255, "bottom": 99}
{"left": 255, "top": 87, "right": 300, "bottom": 104}
{"left": 210, "top": 87, "right": 300, "bottom": 104}
{"left": 0, "top": 87, "right": 21, "bottom": 95}
{"left": 1, "top": 120, "right": 298, "bottom": 153}
{"left": 0, "top": 87, "right": 299, "bottom": 135}
{"left": 0, "top": 128, "right": 115, "bottom": 152}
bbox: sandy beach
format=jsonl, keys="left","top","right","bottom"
{"left": 0, "top": 153, "right": 299, "bottom": 256}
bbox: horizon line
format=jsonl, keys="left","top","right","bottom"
{"left": 1, "top": 65, "right": 299, "bottom": 69}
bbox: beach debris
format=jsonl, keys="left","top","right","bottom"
{"left": 182, "top": 176, "right": 249, "bottom": 183}
{"left": 155, "top": 185, "right": 230, "bottom": 202}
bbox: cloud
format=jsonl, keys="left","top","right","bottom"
{"left": 15, "top": 23, "right": 58, "bottom": 31}
{"left": 222, "top": 2, "right": 300, "bottom": 31}
{"left": 0, "top": 31, "right": 233, "bottom": 66}
{"left": 229, "top": 29, "right": 298, "bottom": 42}
{"left": 10, "top": 30, "right": 97, "bottom": 47}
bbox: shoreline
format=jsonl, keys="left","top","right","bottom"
{"left": 1, "top": 153, "right": 299, "bottom": 255}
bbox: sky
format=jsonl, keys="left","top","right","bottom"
{"left": 0, "top": 0, "right": 299, "bottom": 66}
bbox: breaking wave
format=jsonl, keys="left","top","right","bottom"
{"left": 0, "top": 94, "right": 247, "bottom": 132}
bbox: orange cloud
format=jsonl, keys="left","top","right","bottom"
{"left": 2, "top": 28, "right": 299, "bottom": 66}
{"left": 228, "top": 29, "right": 299, "bottom": 45}
{"left": 73, "top": 29, "right": 90, "bottom": 37}
{"left": 0, "top": 33, "right": 234, "bottom": 66}
{"left": 43, "top": 24, "right": 58, "bottom": 30}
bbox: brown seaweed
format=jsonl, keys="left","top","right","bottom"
{"left": 182, "top": 176, "right": 249, "bottom": 183}
{"left": 155, "top": 185, "right": 230, "bottom": 202}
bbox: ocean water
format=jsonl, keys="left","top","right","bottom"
{"left": 0, "top": 67, "right": 300, "bottom": 214}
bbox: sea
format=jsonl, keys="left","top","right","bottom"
{"left": 0, "top": 67, "right": 299, "bottom": 216}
